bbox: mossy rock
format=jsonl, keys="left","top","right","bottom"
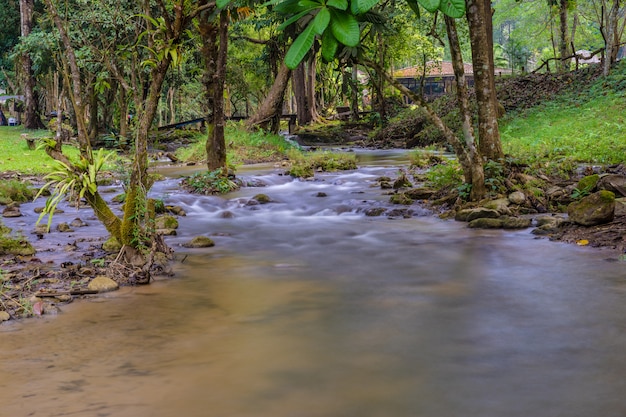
{"left": 0, "top": 238, "right": 35, "bottom": 256}
{"left": 182, "top": 236, "right": 215, "bottom": 248}
{"left": 468, "top": 218, "right": 504, "bottom": 229}
{"left": 390, "top": 193, "right": 413, "bottom": 205}
{"left": 567, "top": 190, "right": 615, "bottom": 226}
{"left": 112, "top": 193, "right": 126, "bottom": 203}
{"left": 102, "top": 236, "right": 122, "bottom": 253}
{"left": 252, "top": 194, "right": 272, "bottom": 204}
{"left": 576, "top": 174, "right": 600, "bottom": 193}
{"left": 455, "top": 208, "right": 500, "bottom": 222}
{"left": 501, "top": 216, "right": 532, "bottom": 229}
{"left": 155, "top": 215, "right": 179, "bottom": 229}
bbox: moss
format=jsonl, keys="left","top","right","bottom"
{"left": 182, "top": 236, "right": 215, "bottom": 248}
{"left": 0, "top": 180, "right": 34, "bottom": 204}
{"left": 0, "top": 237, "right": 35, "bottom": 256}
{"left": 155, "top": 215, "right": 179, "bottom": 229}
{"left": 576, "top": 174, "right": 600, "bottom": 193}
{"left": 390, "top": 193, "right": 413, "bottom": 205}
{"left": 102, "top": 236, "right": 122, "bottom": 253}
{"left": 252, "top": 194, "right": 272, "bottom": 204}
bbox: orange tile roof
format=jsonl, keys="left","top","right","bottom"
{"left": 394, "top": 61, "right": 511, "bottom": 78}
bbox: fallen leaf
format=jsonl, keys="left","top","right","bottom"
{"left": 33, "top": 301, "right": 44, "bottom": 316}
{"left": 577, "top": 239, "right": 589, "bottom": 246}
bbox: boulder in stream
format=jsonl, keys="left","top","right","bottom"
{"left": 88, "top": 276, "right": 119, "bottom": 293}
{"left": 182, "top": 236, "right": 215, "bottom": 248}
{"left": 567, "top": 190, "right": 615, "bottom": 226}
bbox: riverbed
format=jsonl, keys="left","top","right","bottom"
{"left": 2, "top": 150, "right": 626, "bottom": 416}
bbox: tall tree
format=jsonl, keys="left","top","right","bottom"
{"left": 20, "top": 0, "right": 43, "bottom": 128}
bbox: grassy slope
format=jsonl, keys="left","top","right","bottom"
{"left": 499, "top": 61, "right": 626, "bottom": 166}
{"left": 0, "top": 127, "right": 79, "bottom": 174}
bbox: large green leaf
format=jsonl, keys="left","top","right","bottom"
{"left": 312, "top": 7, "right": 331, "bottom": 34}
{"left": 327, "top": 0, "right": 348, "bottom": 10}
{"left": 438, "top": 0, "right": 465, "bottom": 17}
{"left": 321, "top": 30, "right": 339, "bottom": 62}
{"left": 216, "top": 0, "right": 231, "bottom": 8}
{"left": 285, "top": 24, "right": 316, "bottom": 69}
{"left": 278, "top": 8, "right": 316, "bottom": 30}
{"left": 404, "top": 0, "right": 421, "bottom": 16}
{"left": 330, "top": 10, "right": 359, "bottom": 47}
{"left": 350, "top": 0, "right": 379, "bottom": 15}
{"left": 416, "top": 0, "right": 440, "bottom": 12}
{"left": 274, "top": 0, "right": 308, "bottom": 14}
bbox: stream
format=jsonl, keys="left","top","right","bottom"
{"left": 2, "top": 149, "right": 626, "bottom": 417}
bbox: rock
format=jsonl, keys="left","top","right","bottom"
{"left": 166, "top": 205, "right": 187, "bottom": 216}
{"left": 468, "top": 218, "right": 504, "bottom": 229}
{"left": 455, "top": 208, "right": 500, "bottom": 222}
{"left": 387, "top": 208, "right": 413, "bottom": 219}
{"left": 111, "top": 193, "right": 126, "bottom": 203}
{"left": 364, "top": 207, "right": 387, "bottom": 217}
{"left": 598, "top": 174, "right": 626, "bottom": 197}
{"left": 220, "top": 210, "right": 235, "bottom": 219}
{"left": 102, "top": 236, "right": 122, "bottom": 253}
{"left": 252, "top": 194, "right": 272, "bottom": 204}
{"left": 0, "top": 311, "right": 10, "bottom": 321}
{"left": 576, "top": 174, "right": 600, "bottom": 193}
{"left": 390, "top": 193, "right": 413, "bottom": 205}
{"left": 392, "top": 173, "right": 412, "bottom": 190}
{"left": 87, "top": 276, "right": 119, "bottom": 293}
{"left": 70, "top": 218, "right": 88, "bottom": 228}
{"left": 501, "top": 217, "right": 532, "bottom": 229}
{"left": 157, "top": 229, "right": 177, "bottom": 236}
{"left": 56, "top": 222, "right": 74, "bottom": 233}
{"left": 315, "top": 192, "right": 328, "bottom": 197}
{"left": 535, "top": 215, "right": 566, "bottom": 228}
{"left": 380, "top": 181, "right": 393, "bottom": 189}
{"left": 615, "top": 198, "right": 626, "bottom": 216}
{"left": 567, "top": 190, "right": 615, "bottom": 226}
{"left": 182, "top": 236, "right": 215, "bottom": 248}
{"left": 404, "top": 187, "right": 436, "bottom": 200}
{"left": 508, "top": 191, "right": 526, "bottom": 205}
{"left": 2, "top": 205, "right": 21, "bottom": 218}
{"left": 482, "top": 198, "right": 511, "bottom": 215}
{"left": 0, "top": 239, "right": 35, "bottom": 256}
{"left": 155, "top": 215, "right": 179, "bottom": 229}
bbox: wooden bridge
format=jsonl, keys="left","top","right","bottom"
{"left": 158, "top": 114, "right": 298, "bottom": 133}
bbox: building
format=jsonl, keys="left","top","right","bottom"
{"left": 394, "top": 61, "right": 512, "bottom": 100}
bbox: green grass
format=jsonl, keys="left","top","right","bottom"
{"left": 175, "top": 122, "right": 298, "bottom": 166}
{"left": 0, "top": 127, "right": 80, "bottom": 174}
{"left": 500, "top": 80, "right": 626, "bottom": 167}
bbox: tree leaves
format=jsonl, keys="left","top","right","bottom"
{"left": 330, "top": 10, "right": 359, "bottom": 47}
{"left": 285, "top": 24, "right": 316, "bottom": 69}
{"left": 312, "top": 7, "right": 331, "bottom": 34}
{"left": 321, "top": 30, "right": 339, "bottom": 61}
{"left": 438, "top": 0, "right": 465, "bottom": 18}
{"left": 350, "top": 0, "right": 379, "bottom": 15}
{"left": 416, "top": 0, "right": 440, "bottom": 13}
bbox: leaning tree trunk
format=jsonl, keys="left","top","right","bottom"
{"left": 558, "top": 0, "right": 571, "bottom": 72}
{"left": 246, "top": 62, "right": 292, "bottom": 133}
{"left": 20, "top": 0, "right": 43, "bottom": 129}
{"left": 602, "top": 0, "right": 620, "bottom": 76}
{"left": 445, "top": 16, "right": 486, "bottom": 201}
{"left": 466, "top": 0, "right": 504, "bottom": 161}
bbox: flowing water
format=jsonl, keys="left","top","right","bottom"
{"left": 2, "top": 150, "right": 626, "bottom": 417}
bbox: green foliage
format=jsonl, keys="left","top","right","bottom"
{"left": 183, "top": 168, "right": 240, "bottom": 195}
{"left": 286, "top": 149, "right": 358, "bottom": 178}
{"left": 425, "top": 160, "right": 463, "bottom": 189}
{"left": 0, "top": 180, "right": 35, "bottom": 204}
{"left": 34, "top": 148, "right": 115, "bottom": 230}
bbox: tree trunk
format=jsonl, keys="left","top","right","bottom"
{"left": 246, "top": 62, "right": 292, "bottom": 133}
{"left": 207, "top": 9, "right": 228, "bottom": 171}
{"left": 305, "top": 52, "right": 320, "bottom": 122}
{"left": 466, "top": 0, "right": 504, "bottom": 161}
{"left": 602, "top": 0, "right": 620, "bottom": 76}
{"left": 445, "top": 16, "right": 486, "bottom": 201}
{"left": 558, "top": 0, "right": 571, "bottom": 72}
{"left": 293, "top": 62, "right": 310, "bottom": 125}
{"left": 20, "top": 0, "right": 43, "bottom": 129}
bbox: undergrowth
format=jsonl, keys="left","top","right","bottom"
{"left": 286, "top": 149, "right": 358, "bottom": 178}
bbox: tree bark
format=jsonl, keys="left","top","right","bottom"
{"left": 466, "top": 0, "right": 504, "bottom": 161}
{"left": 445, "top": 16, "right": 486, "bottom": 201}
{"left": 558, "top": 0, "right": 571, "bottom": 72}
{"left": 207, "top": 9, "right": 228, "bottom": 171}
{"left": 246, "top": 62, "right": 292, "bottom": 132}
{"left": 20, "top": 0, "right": 43, "bottom": 129}
{"left": 293, "top": 61, "right": 310, "bottom": 125}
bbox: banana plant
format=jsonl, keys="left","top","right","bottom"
{"left": 272, "top": 0, "right": 465, "bottom": 69}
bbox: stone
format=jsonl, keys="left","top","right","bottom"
{"left": 220, "top": 210, "right": 235, "bottom": 219}
{"left": 392, "top": 174, "right": 412, "bottom": 190}
{"left": 87, "top": 276, "right": 119, "bottom": 293}
{"left": 166, "top": 205, "right": 187, "bottom": 216}
{"left": 56, "top": 222, "right": 74, "bottom": 233}
{"left": 157, "top": 229, "right": 177, "bottom": 236}
{"left": 364, "top": 207, "right": 387, "bottom": 217}
{"left": 508, "top": 191, "right": 527, "bottom": 205}
{"left": 2, "top": 206, "right": 21, "bottom": 218}
{"left": 576, "top": 174, "right": 600, "bottom": 193}
{"left": 0, "top": 239, "right": 35, "bottom": 256}
{"left": 615, "top": 198, "right": 626, "bottom": 216}
{"left": 501, "top": 216, "right": 532, "bottom": 229}
{"left": 567, "top": 190, "right": 615, "bottom": 226}
{"left": 598, "top": 174, "right": 626, "bottom": 197}
{"left": 102, "top": 236, "right": 122, "bottom": 253}
{"left": 482, "top": 198, "right": 511, "bottom": 215}
{"left": 389, "top": 193, "right": 413, "bottom": 205}
{"left": 70, "top": 218, "right": 88, "bottom": 228}
{"left": 182, "top": 236, "right": 215, "bottom": 248}
{"left": 535, "top": 215, "right": 565, "bottom": 228}
{"left": 0, "top": 311, "right": 10, "bottom": 322}
{"left": 155, "top": 215, "right": 179, "bottom": 229}
{"left": 252, "top": 194, "right": 272, "bottom": 204}
{"left": 315, "top": 192, "right": 328, "bottom": 197}
{"left": 404, "top": 187, "right": 436, "bottom": 200}
{"left": 455, "top": 208, "right": 500, "bottom": 222}
{"left": 468, "top": 218, "right": 504, "bottom": 229}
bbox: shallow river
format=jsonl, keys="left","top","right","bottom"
{"left": 2, "top": 150, "right": 626, "bottom": 417}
